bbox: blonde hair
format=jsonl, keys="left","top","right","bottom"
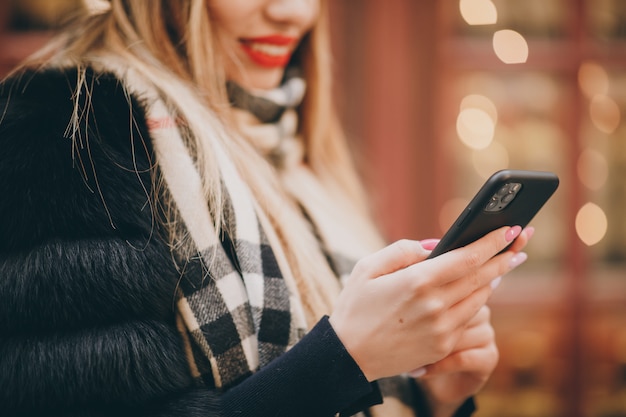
{"left": 26, "top": 0, "right": 378, "bottom": 324}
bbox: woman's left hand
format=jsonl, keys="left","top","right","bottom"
{"left": 414, "top": 305, "right": 498, "bottom": 417}
{"left": 412, "top": 227, "right": 533, "bottom": 417}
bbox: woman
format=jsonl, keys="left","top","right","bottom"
{"left": 0, "top": 1, "right": 532, "bottom": 416}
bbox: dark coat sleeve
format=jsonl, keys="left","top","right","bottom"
{"left": 221, "top": 316, "right": 381, "bottom": 417}
{"left": 0, "top": 68, "right": 221, "bottom": 417}
{"left": 0, "top": 68, "right": 384, "bottom": 417}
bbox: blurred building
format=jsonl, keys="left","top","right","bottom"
{"left": 330, "top": 2, "right": 626, "bottom": 417}
{"left": 1, "top": 1, "right": 625, "bottom": 416}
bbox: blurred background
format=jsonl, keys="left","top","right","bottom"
{"left": 1, "top": 1, "right": 625, "bottom": 416}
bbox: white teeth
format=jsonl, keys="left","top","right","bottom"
{"left": 248, "top": 43, "right": 290, "bottom": 56}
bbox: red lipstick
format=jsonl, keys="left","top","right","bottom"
{"left": 240, "top": 34, "right": 298, "bottom": 68}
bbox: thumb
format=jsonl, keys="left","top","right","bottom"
{"left": 420, "top": 239, "right": 440, "bottom": 251}
{"left": 423, "top": 347, "right": 498, "bottom": 377}
{"left": 351, "top": 240, "right": 430, "bottom": 281}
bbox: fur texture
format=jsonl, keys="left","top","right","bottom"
{"left": 0, "top": 68, "right": 221, "bottom": 416}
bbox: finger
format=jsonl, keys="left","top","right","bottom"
{"left": 351, "top": 239, "right": 429, "bottom": 280}
{"left": 445, "top": 283, "right": 493, "bottom": 333}
{"left": 448, "top": 320, "right": 494, "bottom": 353}
{"left": 423, "top": 344, "right": 499, "bottom": 377}
{"left": 487, "top": 252, "right": 528, "bottom": 292}
{"left": 507, "top": 226, "right": 535, "bottom": 253}
{"left": 465, "top": 305, "right": 490, "bottom": 328}
{"left": 439, "top": 250, "right": 527, "bottom": 307}
{"left": 425, "top": 225, "right": 522, "bottom": 287}
{"left": 443, "top": 251, "right": 528, "bottom": 302}
{"left": 420, "top": 239, "right": 440, "bottom": 251}
{"left": 445, "top": 250, "right": 525, "bottom": 328}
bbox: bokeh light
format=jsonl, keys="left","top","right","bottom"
{"left": 589, "top": 95, "right": 621, "bottom": 134}
{"left": 578, "top": 61, "right": 609, "bottom": 99}
{"left": 456, "top": 108, "right": 495, "bottom": 149}
{"left": 493, "top": 30, "right": 529, "bottom": 64}
{"left": 575, "top": 202, "right": 608, "bottom": 246}
{"left": 460, "top": 94, "right": 498, "bottom": 123}
{"left": 577, "top": 148, "right": 609, "bottom": 190}
{"left": 459, "top": 0, "right": 498, "bottom": 25}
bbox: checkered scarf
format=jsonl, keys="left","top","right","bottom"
{"left": 112, "top": 64, "right": 417, "bottom": 415}
{"left": 227, "top": 75, "right": 419, "bottom": 417}
{"left": 147, "top": 92, "right": 309, "bottom": 390}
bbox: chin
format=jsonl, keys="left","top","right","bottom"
{"left": 236, "top": 69, "right": 285, "bottom": 90}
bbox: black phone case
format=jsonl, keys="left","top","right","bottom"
{"left": 428, "top": 170, "right": 560, "bottom": 258}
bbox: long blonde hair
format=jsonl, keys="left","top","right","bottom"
{"left": 26, "top": 0, "right": 379, "bottom": 323}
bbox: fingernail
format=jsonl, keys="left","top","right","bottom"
{"left": 524, "top": 226, "right": 535, "bottom": 240}
{"left": 509, "top": 252, "right": 528, "bottom": 269}
{"left": 420, "top": 239, "right": 440, "bottom": 251}
{"left": 491, "top": 276, "right": 502, "bottom": 289}
{"left": 408, "top": 367, "right": 427, "bottom": 378}
{"left": 505, "top": 226, "right": 522, "bottom": 242}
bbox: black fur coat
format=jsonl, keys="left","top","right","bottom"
{"left": 0, "top": 68, "right": 393, "bottom": 417}
{"left": 0, "top": 68, "right": 222, "bottom": 416}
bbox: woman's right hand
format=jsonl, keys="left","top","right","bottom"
{"left": 329, "top": 225, "right": 527, "bottom": 382}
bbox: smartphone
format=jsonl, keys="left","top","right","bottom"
{"left": 427, "top": 169, "right": 560, "bottom": 258}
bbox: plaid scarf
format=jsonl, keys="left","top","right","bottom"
{"left": 148, "top": 89, "right": 309, "bottom": 390}
{"left": 228, "top": 75, "right": 419, "bottom": 417}
{"left": 112, "top": 64, "right": 418, "bottom": 416}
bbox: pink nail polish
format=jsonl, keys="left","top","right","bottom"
{"left": 505, "top": 226, "right": 522, "bottom": 242}
{"left": 524, "top": 226, "right": 535, "bottom": 240}
{"left": 420, "top": 239, "right": 440, "bottom": 251}
{"left": 509, "top": 252, "right": 528, "bottom": 269}
{"left": 408, "top": 367, "right": 427, "bottom": 378}
{"left": 491, "top": 276, "right": 502, "bottom": 289}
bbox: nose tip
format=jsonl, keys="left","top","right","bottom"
{"left": 266, "top": 0, "right": 320, "bottom": 28}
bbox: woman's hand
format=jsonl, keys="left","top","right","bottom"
{"left": 329, "top": 225, "right": 528, "bottom": 382}
{"left": 415, "top": 306, "right": 498, "bottom": 417}
{"left": 410, "top": 227, "right": 534, "bottom": 417}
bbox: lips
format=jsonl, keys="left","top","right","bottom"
{"left": 240, "top": 35, "right": 298, "bottom": 68}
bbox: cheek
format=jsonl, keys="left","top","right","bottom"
{"left": 208, "top": 1, "right": 256, "bottom": 57}
{"left": 308, "top": 0, "right": 322, "bottom": 30}
{"left": 207, "top": 0, "right": 258, "bottom": 28}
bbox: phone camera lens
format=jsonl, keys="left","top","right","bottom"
{"left": 502, "top": 192, "right": 516, "bottom": 204}
{"left": 485, "top": 197, "right": 499, "bottom": 211}
{"left": 496, "top": 185, "right": 510, "bottom": 196}
{"left": 485, "top": 182, "right": 523, "bottom": 212}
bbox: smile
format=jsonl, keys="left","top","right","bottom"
{"left": 240, "top": 35, "right": 298, "bottom": 68}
